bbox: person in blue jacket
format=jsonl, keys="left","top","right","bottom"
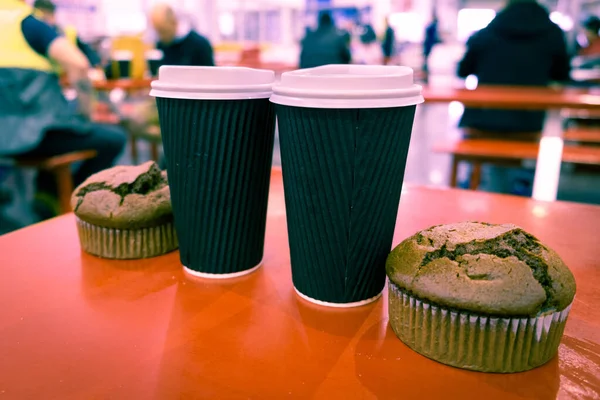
{"left": 33, "top": 0, "right": 102, "bottom": 68}
{"left": 0, "top": 0, "right": 126, "bottom": 218}
{"left": 423, "top": 12, "right": 440, "bottom": 77}
{"left": 150, "top": 3, "right": 215, "bottom": 67}
{"left": 382, "top": 17, "right": 396, "bottom": 65}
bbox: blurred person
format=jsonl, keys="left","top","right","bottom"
{"left": 338, "top": 18, "right": 353, "bottom": 46}
{"left": 354, "top": 23, "right": 383, "bottom": 65}
{"left": 571, "top": 17, "right": 600, "bottom": 119}
{"left": 0, "top": 0, "right": 126, "bottom": 218}
{"left": 458, "top": 0, "right": 570, "bottom": 134}
{"left": 423, "top": 12, "right": 440, "bottom": 80}
{"left": 579, "top": 16, "right": 600, "bottom": 57}
{"left": 382, "top": 17, "right": 396, "bottom": 65}
{"left": 150, "top": 3, "right": 214, "bottom": 67}
{"left": 456, "top": 0, "right": 571, "bottom": 196}
{"left": 33, "top": 0, "right": 102, "bottom": 68}
{"left": 299, "top": 12, "right": 351, "bottom": 69}
{"left": 359, "top": 23, "right": 377, "bottom": 44}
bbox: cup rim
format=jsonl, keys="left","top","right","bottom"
{"left": 270, "top": 64, "right": 424, "bottom": 109}
{"left": 112, "top": 50, "right": 133, "bottom": 61}
{"left": 145, "top": 49, "right": 164, "bottom": 60}
{"left": 150, "top": 65, "right": 275, "bottom": 100}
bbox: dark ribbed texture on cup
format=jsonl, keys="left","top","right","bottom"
{"left": 117, "top": 60, "right": 131, "bottom": 79}
{"left": 156, "top": 97, "right": 275, "bottom": 275}
{"left": 276, "top": 105, "right": 417, "bottom": 304}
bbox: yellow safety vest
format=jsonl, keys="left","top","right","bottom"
{"left": 0, "top": 0, "right": 53, "bottom": 72}
{"left": 63, "top": 25, "right": 77, "bottom": 45}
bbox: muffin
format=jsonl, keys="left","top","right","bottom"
{"left": 386, "top": 222, "right": 576, "bottom": 373}
{"left": 72, "top": 161, "right": 178, "bottom": 259}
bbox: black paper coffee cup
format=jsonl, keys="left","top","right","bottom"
{"left": 113, "top": 50, "right": 133, "bottom": 79}
{"left": 118, "top": 60, "right": 131, "bottom": 78}
{"left": 271, "top": 65, "right": 423, "bottom": 307}
{"left": 151, "top": 66, "right": 276, "bottom": 278}
{"left": 146, "top": 49, "right": 163, "bottom": 77}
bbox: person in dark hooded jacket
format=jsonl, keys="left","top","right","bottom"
{"left": 458, "top": 0, "right": 571, "bottom": 134}
{"left": 299, "top": 12, "right": 351, "bottom": 69}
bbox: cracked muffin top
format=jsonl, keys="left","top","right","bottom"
{"left": 71, "top": 161, "right": 172, "bottom": 229}
{"left": 386, "top": 222, "right": 576, "bottom": 317}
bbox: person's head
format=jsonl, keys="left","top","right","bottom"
{"left": 34, "top": 0, "right": 57, "bottom": 26}
{"left": 360, "top": 24, "right": 377, "bottom": 45}
{"left": 506, "top": 0, "right": 537, "bottom": 5}
{"left": 150, "top": 3, "right": 179, "bottom": 44}
{"left": 583, "top": 16, "right": 600, "bottom": 42}
{"left": 318, "top": 12, "right": 334, "bottom": 29}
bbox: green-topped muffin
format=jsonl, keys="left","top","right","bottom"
{"left": 72, "top": 161, "right": 178, "bottom": 259}
{"left": 386, "top": 222, "right": 576, "bottom": 373}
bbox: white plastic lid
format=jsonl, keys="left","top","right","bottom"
{"left": 150, "top": 66, "right": 275, "bottom": 100}
{"left": 112, "top": 50, "right": 133, "bottom": 61}
{"left": 145, "top": 49, "right": 164, "bottom": 60}
{"left": 271, "top": 65, "right": 423, "bottom": 109}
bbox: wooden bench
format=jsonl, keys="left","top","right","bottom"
{"left": 10, "top": 150, "right": 97, "bottom": 214}
{"left": 561, "top": 108, "right": 600, "bottom": 121}
{"left": 129, "top": 125, "right": 161, "bottom": 164}
{"left": 114, "top": 103, "right": 162, "bottom": 165}
{"left": 563, "top": 127, "right": 600, "bottom": 144}
{"left": 434, "top": 139, "right": 600, "bottom": 190}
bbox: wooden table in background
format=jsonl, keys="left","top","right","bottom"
{"left": 91, "top": 81, "right": 600, "bottom": 110}
{"left": 93, "top": 78, "right": 153, "bottom": 92}
{"left": 218, "top": 61, "right": 297, "bottom": 76}
{"left": 1, "top": 170, "right": 599, "bottom": 399}
{"left": 422, "top": 85, "right": 600, "bottom": 110}
{"left": 422, "top": 84, "right": 600, "bottom": 201}
{"left": 91, "top": 62, "right": 296, "bottom": 93}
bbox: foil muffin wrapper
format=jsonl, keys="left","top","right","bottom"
{"left": 76, "top": 217, "right": 178, "bottom": 260}
{"left": 389, "top": 281, "right": 571, "bottom": 373}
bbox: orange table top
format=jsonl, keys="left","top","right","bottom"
{"left": 1, "top": 169, "right": 599, "bottom": 399}
{"left": 422, "top": 85, "right": 600, "bottom": 110}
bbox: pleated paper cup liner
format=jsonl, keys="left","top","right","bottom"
{"left": 76, "top": 218, "right": 178, "bottom": 260}
{"left": 388, "top": 281, "right": 572, "bottom": 373}
{"left": 275, "top": 105, "right": 417, "bottom": 306}
{"left": 155, "top": 97, "right": 276, "bottom": 276}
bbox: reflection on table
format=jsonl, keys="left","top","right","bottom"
{"left": 0, "top": 169, "right": 599, "bottom": 399}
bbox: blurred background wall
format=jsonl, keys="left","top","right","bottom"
{"left": 23, "top": 0, "right": 598, "bottom": 70}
